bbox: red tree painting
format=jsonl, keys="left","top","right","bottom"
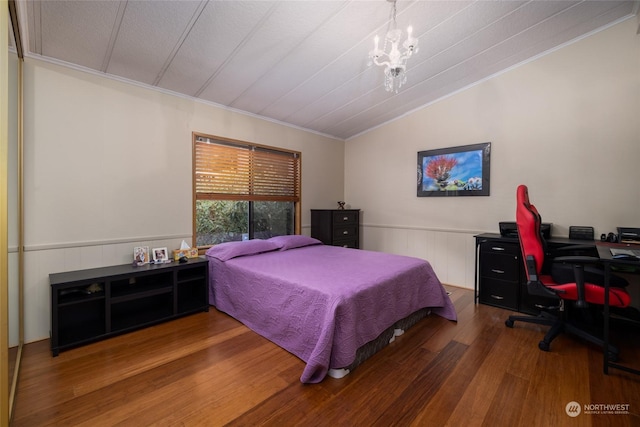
{"left": 425, "top": 155, "right": 458, "bottom": 190}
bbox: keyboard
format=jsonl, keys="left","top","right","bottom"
{"left": 610, "top": 248, "right": 640, "bottom": 257}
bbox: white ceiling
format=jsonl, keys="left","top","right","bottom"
{"left": 11, "top": 0, "right": 639, "bottom": 140}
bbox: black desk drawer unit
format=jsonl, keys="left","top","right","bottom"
{"left": 478, "top": 241, "right": 520, "bottom": 310}
{"left": 50, "top": 257, "right": 209, "bottom": 356}
{"left": 475, "top": 233, "right": 595, "bottom": 314}
{"left": 311, "top": 209, "right": 360, "bottom": 249}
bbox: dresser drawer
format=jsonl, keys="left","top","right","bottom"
{"left": 480, "top": 241, "right": 519, "bottom": 255}
{"left": 333, "top": 225, "right": 358, "bottom": 241}
{"left": 479, "top": 278, "right": 519, "bottom": 310}
{"left": 480, "top": 252, "right": 519, "bottom": 280}
{"left": 332, "top": 238, "right": 359, "bottom": 249}
{"left": 332, "top": 211, "right": 358, "bottom": 224}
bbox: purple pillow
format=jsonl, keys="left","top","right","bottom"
{"left": 205, "top": 239, "right": 282, "bottom": 261}
{"left": 267, "top": 235, "right": 322, "bottom": 251}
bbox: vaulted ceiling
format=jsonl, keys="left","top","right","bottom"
{"left": 11, "top": 1, "right": 639, "bottom": 140}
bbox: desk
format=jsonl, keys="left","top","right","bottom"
{"left": 597, "top": 243, "right": 640, "bottom": 376}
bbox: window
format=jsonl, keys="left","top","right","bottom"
{"left": 193, "top": 133, "right": 301, "bottom": 248}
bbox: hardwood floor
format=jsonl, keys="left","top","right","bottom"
{"left": 11, "top": 286, "right": 640, "bottom": 426}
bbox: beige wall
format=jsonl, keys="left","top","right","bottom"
{"left": 345, "top": 19, "right": 640, "bottom": 288}
{"left": 22, "top": 60, "right": 344, "bottom": 343}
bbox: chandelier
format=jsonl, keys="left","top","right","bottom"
{"left": 368, "top": 0, "right": 419, "bottom": 93}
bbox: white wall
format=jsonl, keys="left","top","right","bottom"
{"left": 22, "top": 60, "right": 345, "bottom": 343}
{"left": 345, "top": 19, "right": 640, "bottom": 289}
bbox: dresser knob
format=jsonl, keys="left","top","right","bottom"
{"left": 490, "top": 294, "right": 505, "bottom": 300}
{"left": 343, "top": 230, "right": 349, "bottom": 235}
{"left": 343, "top": 217, "right": 349, "bottom": 221}
{"left": 491, "top": 269, "right": 505, "bottom": 274}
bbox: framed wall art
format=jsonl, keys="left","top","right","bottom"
{"left": 417, "top": 142, "right": 491, "bottom": 197}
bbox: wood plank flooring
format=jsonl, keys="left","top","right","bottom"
{"left": 11, "top": 286, "right": 640, "bottom": 426}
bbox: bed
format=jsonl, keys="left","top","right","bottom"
{"left": 205, "top": 235, "right": 457, "bottom": 383}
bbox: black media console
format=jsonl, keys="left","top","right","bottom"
{"left": 49, "top": 257, "right": 209, "bottom": 356}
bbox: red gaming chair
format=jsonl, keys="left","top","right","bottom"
{"left": 505, "top": 185, "right": 631, "bottom": 355}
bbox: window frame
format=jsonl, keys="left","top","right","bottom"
{"left": 192, "top": 132, "right": 301, "bottom": 251}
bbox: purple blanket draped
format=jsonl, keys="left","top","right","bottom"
{"left": 207, "top": 245, "right": 456, "bottom": 383}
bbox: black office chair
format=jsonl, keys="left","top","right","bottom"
{"left": 505, "top": 185, "right": 631, "bottom": 356}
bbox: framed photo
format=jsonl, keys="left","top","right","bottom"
{"left": 133, "top": 246, "right": 149, "bottom": 264}
{"left": 417, "top": 142, "right": 491, "bottom": 197}
{"left": 152, "top": 247, "right": 169, "bottom": 263}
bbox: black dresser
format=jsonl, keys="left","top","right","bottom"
{"left": 311, "top": 209, "right": 360, "bottom": 249}
{"left": 477, "top": 238, "right": 522, "bottom": 311}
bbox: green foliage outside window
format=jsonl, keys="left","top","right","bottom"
{"left": 196, "top": 200, "right": 248, "bottom": 246}
{"left": 253, "top": 201, "right": 294, "bottom": 238}
{"left": 196, "top": 200, "right": 293, "bottom": 247}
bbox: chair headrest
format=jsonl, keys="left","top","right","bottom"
{"left": 517, "top": 184, "right": 530, "bottom": 207}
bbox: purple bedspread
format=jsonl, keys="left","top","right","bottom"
{"left": 207, "top": 245, "right": 456, "bottom": 383}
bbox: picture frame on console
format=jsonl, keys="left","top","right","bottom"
{"left": 152, "top": 247, "right": 169, "bottom": 263}
{"left": 417, "top": 142, "right": 491, "bottom": 197}
{"left": 134, "top": 246, "right": 149, "bottom": 265}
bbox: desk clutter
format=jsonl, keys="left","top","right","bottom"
{"left": 599, "top": 227, "right": 640, "bottom": 244}
{"left": 610, "top": 247, "right": 640, "bottom": 261}
{"left": 569, "top": 226, "right": 594, "bottom": 241}
{"left": 618, "top": 227, "right": 640, "bottom": 244}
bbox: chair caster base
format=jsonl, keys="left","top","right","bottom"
{"left": 538, "top": 340, "right": 550, "bottom": 352}
{"left": 505, "top": 319, "right": 514, "bottom": 328}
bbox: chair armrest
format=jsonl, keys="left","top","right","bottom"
{"left": 554, "top": 244, "right": 598, "bottom": 257}
{"left": 553, "top": 255, "right": 600, "bottom": 264}
{"left": 552, "top": 256, "right": 600, "bottom": 308}
{"left": 556, "top": 244, "right": 596, "bottom": 252}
